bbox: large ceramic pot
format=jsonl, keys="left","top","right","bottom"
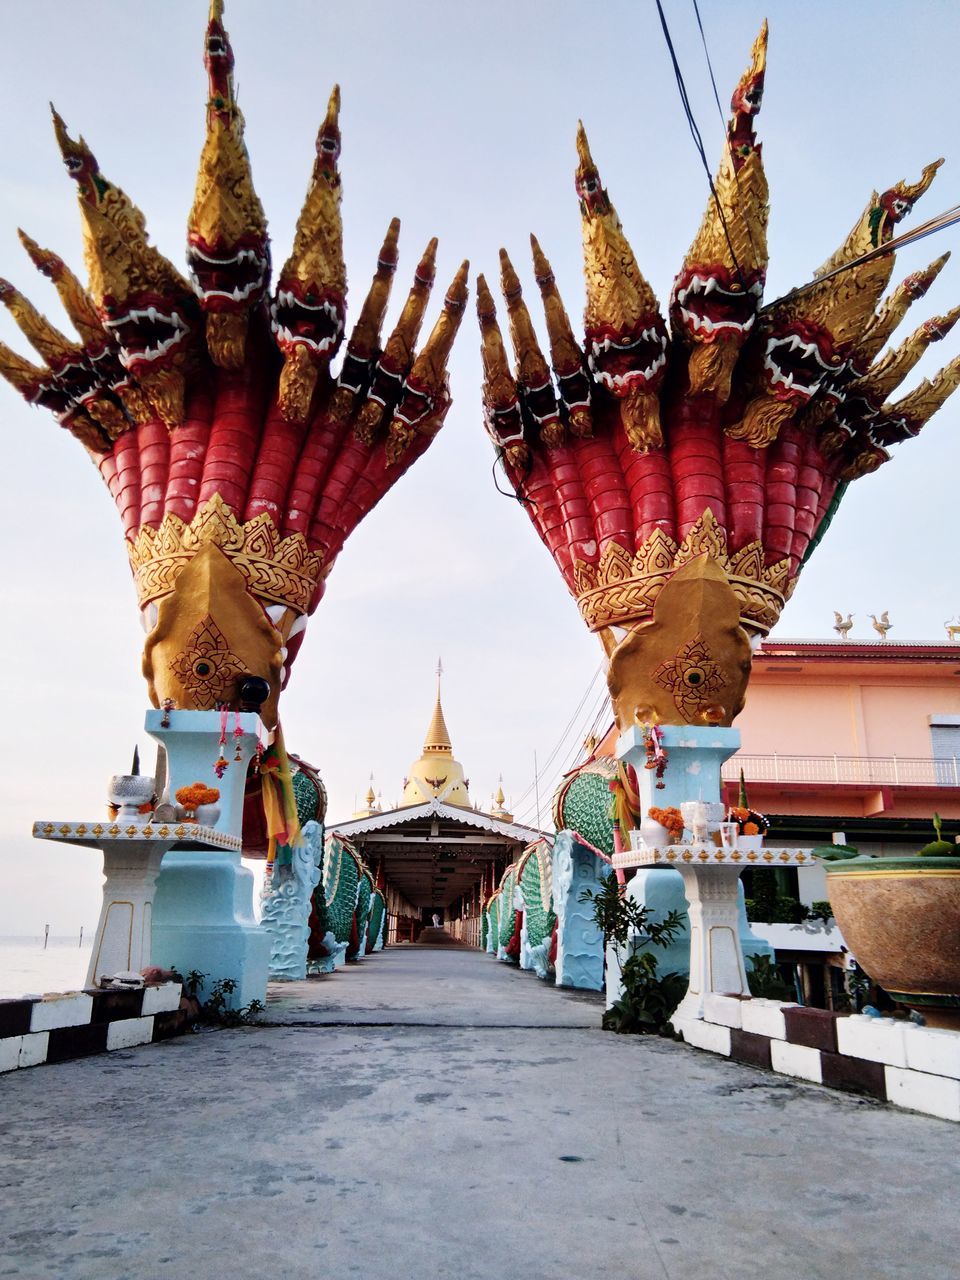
{"left": 826, "top": 856, "right": 960, "bottom": 1028}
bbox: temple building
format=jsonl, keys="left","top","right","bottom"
{"left": 331, "top": 677, "right": 539, "bottom": 942}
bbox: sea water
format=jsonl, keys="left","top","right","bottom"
{"left": 0, "top": 936, "right": 94, "bottom": 999}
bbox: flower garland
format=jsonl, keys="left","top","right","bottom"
{"left": 648, "top": 805, "right": 684, "bottom": 842}
{"left": 174, "top": 782, "right": 220, "bottom": 814}
{"left": 641, "top": 723, "right": 668, "bottom": 789}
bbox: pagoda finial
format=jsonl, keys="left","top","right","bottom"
{"left": 423, "top": 671, "right": 452, "bottom": 754}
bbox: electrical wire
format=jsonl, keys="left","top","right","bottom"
{"left": 765, "top": 203, "right": 960, "bottom": 312}
{"left": 653, "top": 0, "right": 748, "bottom": 290}
{"left": 510, "top": 666, "right": 605, "bottom": 822}
{"left": 491, "top": 453, "right": 535, "bottom": 509}
{"left": 512, "top": 682, "right": 611, "bottom": 827}
{"left": 691, "top": 0, "right": 724, "bottom": 125}
{"left": 509, "top": 664, "right": 603, "bottom": 815}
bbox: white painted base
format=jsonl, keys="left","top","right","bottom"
{"left": 672, "top": 863, "right": 750, "bottom": 1022}
{"left": 885, "top": 1066, "right": 960, "bottom": 1123}
{"left": 770, "top": 1039, "right": 823, "bottom": 1084}
{"left": 87, "top": 841, "right": 169, "bottom": 985}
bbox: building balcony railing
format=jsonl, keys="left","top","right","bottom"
{"left": 722, "top": 754, "right": 960, "bottom": 788}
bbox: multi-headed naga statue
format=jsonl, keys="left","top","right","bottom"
{"left": 0, "top": 0, "right": 467, "bottom": 730}
{"left": 478, "top": 24, "right": 959, "bottom": 731}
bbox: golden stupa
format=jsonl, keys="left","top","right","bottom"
{"left": 352, "top": 779, "right": 383, "bottom": 820}
{"left": 400, "top": 674, "right": 471, "bottom": 808}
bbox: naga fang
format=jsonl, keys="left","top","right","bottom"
{"left": 0, "top": 1, "right": 468, "bottom": 729}
{"left": 479, "top": 22, "right": 959, "bottom": 732}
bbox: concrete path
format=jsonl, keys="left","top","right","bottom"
{"left": 2, "top": 948, "right": 958, "bottom": 1280}
{"left": 262, "top": 945, "right": 604, "bottom": 1027}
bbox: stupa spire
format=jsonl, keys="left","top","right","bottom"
{"left": 423, "top": 656, "right": 452, "bottom": 753}
{"left": 400, "top": 663, "right": 470, "bottom": 808}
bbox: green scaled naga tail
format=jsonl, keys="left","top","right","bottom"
{"left": 307, "top": 831, "right": 361, "bottom": 973}
{"left": 553, "top": 758, "right": 617, "bottom": 857}
{"left": 518, "top": 839, "right": 554, "bottom": 948}
{"left": 366, "top": 888, "right": 387, "bottom": 952}
{"left": 486, "top": 894, "right": 500, "bottom": 954}
{"left": 498, "top": 865, "right": 518, "bottom": 950}
{"left": 518, "top": 838, "right": 556, "bottom": 979}
{"left": 349, "top": 870, "right": 374, "bottom": 959}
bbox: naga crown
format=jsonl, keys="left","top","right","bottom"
{"left": 0, "top": 1, "right": 469, "bottom": 724}
{"left": 478, "top": 21, "right": 960, "bottom": 727}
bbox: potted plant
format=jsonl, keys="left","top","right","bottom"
{"left": 727, "top": 770, "right": 769, "bottom": 853}
{"left": 825, "top": 814, "right": 960, "bottom": 1028}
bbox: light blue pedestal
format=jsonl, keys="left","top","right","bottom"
{"left": 552, "top": 831, "right": 606, "bottom": 991}
{"left": 617, "top": 722, "right": 740, "bottom": 813}
{"left": 152, "top": 851, "right": 268, "bottom": 1007}
{"left": 147, "top": 709, "right": 269, "bottom": 1009}
{"left": 614, "top": 725, "right": 773, "bottom": 984}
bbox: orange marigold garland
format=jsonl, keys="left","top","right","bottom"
{"left": 648, "top": 806, "right": 684, "bottom": 842}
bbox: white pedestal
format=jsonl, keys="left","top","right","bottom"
{"left": 626, "top": 844, "right": 814, "bottom": 1020}
{"left": 32, "top": 819, "right": 240, "bottom": 986}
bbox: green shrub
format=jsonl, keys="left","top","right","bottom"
{"left": 579, "top": 872, "right": 686, "bottom": 1035}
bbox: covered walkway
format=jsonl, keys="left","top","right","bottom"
{"left": 1, "top": 949, "right": 957, "bottom": 1280}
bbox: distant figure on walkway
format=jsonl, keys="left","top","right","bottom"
{"left": 432, "top": 913, "right": 441, "bottom": 928}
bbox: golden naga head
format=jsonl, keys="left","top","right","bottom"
{"left": 51, "top": 107, "right": 198, "bottom": 427}
{"left": 732, "top": 158, "right": 943, "bottom": 447}
{"left": 671, "top": 21, "right": 769, "bottom": 403}
{"left": 607, "top": 556, "right": 754, "bottom": 731}
{"left": 477, "top": 273, "right": 528, "bottom": 467}
{"left": 187, "top": 0, "right": 270, "bottom": 369}
{"left": 576, "top": 123, "right": 668, "bottom": 450}
{"left": 385, "top": 259, "right": 470, "bottom": 464}
{"left": 273, "top": 86, "right": 347, "bottom": 423}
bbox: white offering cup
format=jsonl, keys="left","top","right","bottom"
{"left": 719, "top": 821, "right": 739, "bottom": 850}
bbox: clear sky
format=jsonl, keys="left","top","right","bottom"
{"left": 1, "top": 1, "right": 959, "bottom": 934}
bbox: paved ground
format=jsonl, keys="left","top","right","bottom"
{"left": 262, "top": 943, "right": 604, "bottom": 1027}
{"left": 2, "top": 947, "right": 959, "bottom": 1280}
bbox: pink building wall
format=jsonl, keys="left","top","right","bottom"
{"left": 730, "top": 641, "right": 960, "bottom": 822}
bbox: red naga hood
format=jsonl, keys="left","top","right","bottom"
{"left": 0, "top": 1, "right": 469, "bottom": 727}
{"left": 478, "top": 22, "right": 959, "bottom": 732}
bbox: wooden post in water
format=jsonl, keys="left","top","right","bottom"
{"left": 79, "top": 926, "right": 84, "bottom": 948}
{"left": 43, "top": 923, "right": 49, "bottom": 950}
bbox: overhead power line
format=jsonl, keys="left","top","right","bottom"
{"left": 653, "top": 0, "right": 748, "bottom": 290}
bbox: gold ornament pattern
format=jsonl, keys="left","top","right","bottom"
{"left": 574, "top": 509, "right": 791, "bottom": 636}
{"left": 169, "top": 614, "right": 245, "bottom": 705}
{"left": 653, "top": 635, "right": 726, "bottom": 721}
{"left": 128, "top": 494, "right": 326, "bottom": 615}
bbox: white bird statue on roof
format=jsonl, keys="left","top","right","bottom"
{"left": 833, "top": 612, "right": 854, "bottom": 639}
{"left": 869, "top": 611, "right": 893, "bottom": 639}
